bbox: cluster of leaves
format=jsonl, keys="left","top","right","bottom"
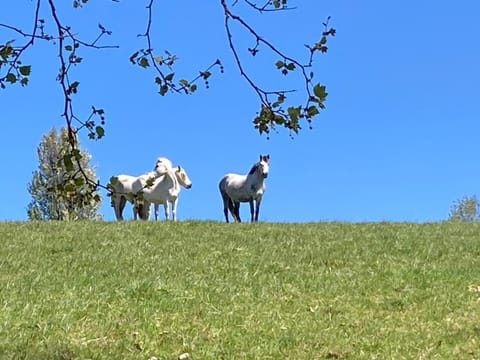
{"left": 221, "top": 0, "right": 335, "bottom": 137}
{"left": 130, "top": 49, "right": 224, "bottom": 95}
{"left": 0, "top": 41, "right": 32, "bottom": 88}
{"left": 129, "top": 1, "right": 224, "bottom": 97}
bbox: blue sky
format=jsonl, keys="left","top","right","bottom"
{"left": 1, "top": 1, "right": 479, "bottom": 222}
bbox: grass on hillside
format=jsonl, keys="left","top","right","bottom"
{"left": 1, "top": 221, "right": 480, "bottom": 359}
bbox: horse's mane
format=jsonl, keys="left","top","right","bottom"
{"left": 248, "top": 163, "right": 259, "bottom": 175}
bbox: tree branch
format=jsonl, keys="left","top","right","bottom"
{"left": 220, "top": 0, "right": 334, "bottom": 136}
{"left": 133, "top": 0, "right": 223, "bottom": 96}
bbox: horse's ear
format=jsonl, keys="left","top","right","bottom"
{"left": 260, "top": 154, "right": 270, "bottom": 163}
{"left": 177, "top": 165, "right": 181, "bottom": 171}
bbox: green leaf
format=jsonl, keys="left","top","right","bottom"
{"left": 164, "top": 73, "right": 174, "bottom": 81}
{"left": 72, "top": 149, "right": 82, "bottom": 161}
{"left": 63, "top": 156, "right": 74, "bottom": 172}
{"left": 74, "top": 177, "right": 85, "bottom": 186}
{"left": 274, "top": 114, "right": 285, "bottom": 125}
{"left": 95, "top": 126, "right": 105, "bottom": 139}
{"left": 275, "top": 60, "right": 284, "bottom": 69}
{"left": 139, "top": 57, "right": 149, "bottom": 68}
{"left": 0, "top": 45, "right": 13, "bottom": 61}
{"left": 272, "top": 93, "right": 285, "bottom": 108}
{"left": 6, "top": 73, "right": 16, "bottom": 84}
{"left": 179, "top": 79, "right": 189, "bottom": 87}
{"left": 145, "top": 177, "right": 155, "bottom": 187}
{"left": 65, "top": 45, "right": 73, "bottom": 51}
{"left": 19, "top": 65, "right": 31, "bottom": 76}
{"left": 108, "top": 176, "right": 119, "bottom": 188}
{"left": 306, "top": 105, "right": 319, "bottom": 117}
{"left": 67, "top": 81, "right": 80, "bottom": 94}
{"left": 159, "top": 85, "right": 168, "bottom": 96}
{"left": 287, "top": 106, "right": 301, "bottom": 122}
{"left": 313, "top": 84, "right": 327, "bottom": 99}
{"left": 286, "top": 63, "right": 295, "bottom": 71}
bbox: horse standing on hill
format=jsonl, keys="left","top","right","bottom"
{"left": 110, "top": 157, "right": 172, "bottom": 220}
{"left": 219, "top": 154, "right": 270, "bottom": 223}
{"left": 132, "top": 164, "right": 192, "bottom": 221}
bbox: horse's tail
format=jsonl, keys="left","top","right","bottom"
{"left": 218, "top": 176, "right": 228, "bottom": 201}
{"left": 219, "top": 176, "right": 235, "bottom": 222}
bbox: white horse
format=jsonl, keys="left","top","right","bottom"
{"left": 132, "top": 164, "right": 192, "bottom": 221}
{"left": 110, "top": 157, "right": 172, "bottom": 220}
{"left": 219, "top": 154, "right": 270, "bottom": 223}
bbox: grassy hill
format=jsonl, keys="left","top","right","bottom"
{"left": 1, "top": 221, "right": 480, "bottom": 359}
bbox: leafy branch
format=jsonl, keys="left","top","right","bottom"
{"left": 130, "top": 0, "right": 224, "bottom": 96}
{"left": 1, "top": 0, "right": 117, "bottom": 201}
{"left": 0, "top": 0, "right": 41, "bottom": 88}
{"left": 244, "top": 0, "right": 296, "bottom": 12}
{"left": 221, "top": 0, "right": 335, "bottom": 136}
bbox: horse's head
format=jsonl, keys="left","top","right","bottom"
{"left": 153, "top": 157, "right": 173, "bottom": 175}
{"left": 252, "top": 154, "right": 269, "bottom": 179}
{"left": 174, "top": 166, "right": 193, "bottom": 189}
{"left": 260, "top": 154, "right": 270, "bottom": 178}
{"left": 260, "top": 154, "right": 270, "bottom": 164}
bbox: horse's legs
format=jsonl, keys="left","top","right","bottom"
{"left": 223, "top": 207, "right": 229, "bottom": 223}
{"left": 234, "top": 201, "right": 241, "bottom": 222}
{"left": 228, "top": 199, "right": 238, "bottom": 222}
{"left": 118, "top": 197, "right": 127, "bottom": 220}
{"left": 249, "top": 199, "right": 255, "bottom": 222}
{"left": 154, "top": 203, "right": 159, "bottom": 221}
{"left": 113, "top": 195, "right": 126, "bottom": 221}
{"left": 221, "top": 193, "right": 231, "bottom": 223}
{"left": 141, "top": 201, "right": 151, "bottom": 220}
{"left": 171, "top": 199, "right": 178, "bottom": 221}
{"left": 254, "top": 197, "right": 262, "bottom": 222}
{"left": 132, "top": 197, "right": 139, "bottom": 220}
{"left": 134, "top": 203, "right": 141, "bottom": 220}
{"left": 133, "top": 199, "right": 149, "bottom": 220}
{"left": 163, "top": 201, "right": 169, "bottom": 220}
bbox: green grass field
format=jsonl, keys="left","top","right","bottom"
{"left": 1, "top": 221, "right": 480, "bottom": 359}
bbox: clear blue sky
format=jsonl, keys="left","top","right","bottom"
{"left": 1, "top": 1, "right": 479, "bottom": 222}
